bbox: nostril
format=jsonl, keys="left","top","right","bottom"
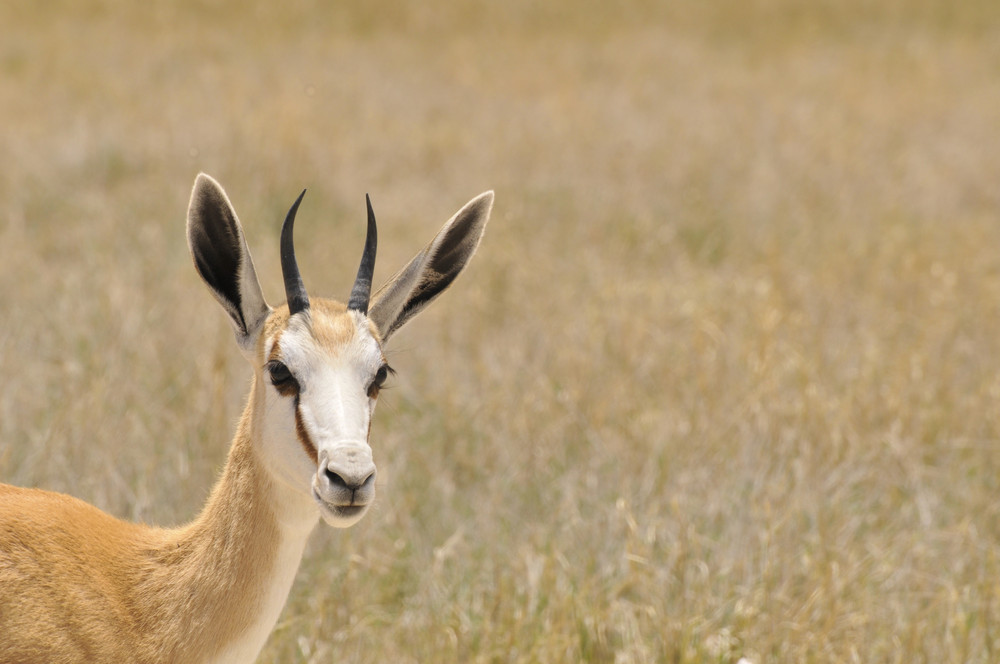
{"left": 323, "top": 467, "right": 375, "bottom": 492}
{"left": 324, "top": 468, "right": 351, "bottom": 490}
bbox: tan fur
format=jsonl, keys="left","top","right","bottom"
{"left": 309, "top": 299, "right": 357, "bottom": 350}
{"left": 262, "top": 301, "right": 355, "bottom": 348}
{"left": 0, "top": 324, "right": 282, "bottom": 664}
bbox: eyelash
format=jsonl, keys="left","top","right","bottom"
{"left": 368, "top": 364, "right": 394, "bottom": 399}
{"left": 266, "top": 360, "right": 300, "bottom": 397}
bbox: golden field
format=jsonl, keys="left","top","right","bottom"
{"left": 2, "top": 1, "right": 1000, "bottom": 661}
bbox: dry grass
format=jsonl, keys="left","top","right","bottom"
{"left": 3, "top": 0, "right": 1000, "bottom": 661}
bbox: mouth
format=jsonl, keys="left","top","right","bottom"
{"left": 312, "top": 488, "right": 370, "bottom": 527}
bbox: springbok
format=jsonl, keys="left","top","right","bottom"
{"left": 0, "top": 173, "right": 493, "bottom": 663}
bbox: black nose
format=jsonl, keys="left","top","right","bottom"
{"left": 315, "top": 444, "right": 377, "bottom": 506}
{"left": 323, "top": 467, "right": 376, "bottom": 494}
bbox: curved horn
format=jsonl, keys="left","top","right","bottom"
{"left": 348, "top": 194, "right": 378, "bottom": 314}
{"left": 281, "top": 190, "right": 310, "bottom": 316}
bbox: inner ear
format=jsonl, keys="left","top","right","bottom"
{"left": 187, "top": 173, "right": 271, "bottom": 351}
{"left": 188, "top": 188, "right": 246, "bottom": 328}
{"left": 368, "top": 191, "right": 492, "bottom": 341}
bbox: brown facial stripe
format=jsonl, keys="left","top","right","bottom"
{"left": 267, "top": 337, "right": 283, "bottom": 365}
{"left": 265, "top": 339, "right": 300, "bottom": 397}
{"left": 294, "top": 399, "right": 319, "bottom": 465}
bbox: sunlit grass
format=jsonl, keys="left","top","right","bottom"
{"left": 2, "top": 0, "right": 1000, "bottom": 661}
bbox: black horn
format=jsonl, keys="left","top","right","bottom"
{"left": 347, "top": 194, "right": 378, "bottom": 315}
{"left": 281, "top": 190, "right": 310, "bottom": 316}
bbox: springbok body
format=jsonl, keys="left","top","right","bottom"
{"left": 0, "top": 174, "right": 493, "bottom": 663}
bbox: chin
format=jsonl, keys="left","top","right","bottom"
{"left": 316, "top": 498, "right": 370, "bottom": 528}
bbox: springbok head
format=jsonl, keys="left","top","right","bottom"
{"left": 187, "top": 174, "right": 493, "bottom": 527}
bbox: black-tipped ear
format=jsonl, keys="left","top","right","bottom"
{"left": 369, "top": 191, "right": 493, "bottom": 341}
{"left": 187, "top": 173, "right": 270, "bottom": 352}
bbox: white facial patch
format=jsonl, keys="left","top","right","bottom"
{"left": 259, "top": 309, "right": 386, "bottom": 528}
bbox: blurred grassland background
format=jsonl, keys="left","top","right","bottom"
{"left": 2, "top": 0, "right": 1000, "bottom": 661}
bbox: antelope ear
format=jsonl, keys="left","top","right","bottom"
{"left": 369, "top": 191, "right": 493, "bottom": 341}
{"left": 186, "top": 173, "right": 271, "bottom": 353}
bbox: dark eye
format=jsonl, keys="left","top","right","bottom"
{"left": 267, "top": 361, "right": 299, "bottom": 396}
{"left": 367, "top": 364, "right": 393, "bottom": 399}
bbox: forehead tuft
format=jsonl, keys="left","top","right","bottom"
{"left": 259, "top": 298, "right": 365, "bottom": 359}
{"left": 309, "top": 299, "right": 357, "bottom": 348}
